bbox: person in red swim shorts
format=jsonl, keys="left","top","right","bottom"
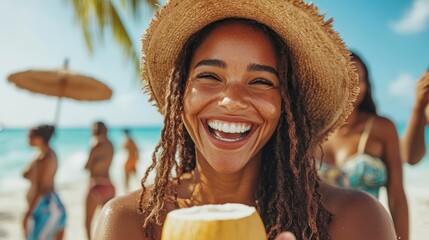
{"left": 84, "top": 121, "right": 115, "bottom": 240}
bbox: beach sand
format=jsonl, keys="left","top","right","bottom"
{"left": 0, "top": 176, "right": 138, "bottom": 240}
{"left": 1, "top": 180, "right": 428, "bottom": 239}
{"left": 379, "top": 187, "right": 429, "bottom": 240}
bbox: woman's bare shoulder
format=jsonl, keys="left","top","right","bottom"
{"left": 94, "top": 190, "right": 146, "bottom": 240}
{"left": 320, "top": 183, "right": 396, "bottom": 240}
{"left": 373, "top": 115, "right": 397, "bottom": 135}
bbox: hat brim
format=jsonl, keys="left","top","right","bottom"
{"left": 142, "top": 0, "right": 359, "bottom": 139}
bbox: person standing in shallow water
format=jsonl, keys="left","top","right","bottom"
{"left": 23, "top": 125, "right": 66, "bottom": 240}
{"left": 316, "top": 51, "right": 409, "bottom": 240}
{"left": 95, "top": 0, "right": 397, "bottom": 239}
{"left": 84, "top": 121, "right": 115, "bottom": 240}
{"left": 123, "top": 128, "right": 139, "bottom": 192}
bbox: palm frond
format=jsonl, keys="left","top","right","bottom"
{"left": 108, "top": 1, "right": 140, "bottom": 76}
{"left": 132, "top": 0, "right": 158, "bottom": 18}
{"left": 67, "top": 0, "right": 159, "bottom": 79}
{"left": 70, "top": 0, "right": 93, "bottom": 53}
{"left": 89, "top": 0, "right": 107, "bottom": 35}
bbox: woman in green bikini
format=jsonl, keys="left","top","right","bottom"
{"left": 317, "top": 51, "right": 409, "bottom": 239}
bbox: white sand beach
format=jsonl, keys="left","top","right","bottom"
{"left": 379, "top": 187, "right": 429, "bottom": 240}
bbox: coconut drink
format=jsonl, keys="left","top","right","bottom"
{"left": 161, "top": 203, "right": 267, "bottom": 240}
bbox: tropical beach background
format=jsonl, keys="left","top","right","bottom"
{"left": 1, "top": 0, "right": 429, "bottom": 239}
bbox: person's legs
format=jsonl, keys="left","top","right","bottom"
{"left": 85, "top": 181, "right": 115, "bottom": 239}
{"left": 124, "top": 170, "right": 130, "bottom": 192}
{"left": 127, "top": 169, "right": 138, "bottom": 192}
{"left": 55, "top": 194, "right": 67, "bottom": 240}
{"left": 55, "top": 229, "right": 64, "bottom": 240}
{"left": 85, "top": 191, "right": 99, "bottom": 240}
{"left": 130, "top": 170, "right": 136, "bottom": 189}
{"left": 28, "top": 192, "right": 66, "bottom": 240}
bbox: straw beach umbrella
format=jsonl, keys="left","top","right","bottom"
{"left": 7, "top": 59, "right": 112, "bottom": 126}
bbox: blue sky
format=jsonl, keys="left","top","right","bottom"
{"left": 314, "top": 0, "right": 429, "bottom": 125}
{"left": 1, "top": 0, "right": 428, "bottom": 128}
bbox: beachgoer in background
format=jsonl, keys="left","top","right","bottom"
{"left": 123, "top": 128, "right": 139, "bottom": 192}
{"left": 22, "top": 124, "right": 66, "bottom": 240}
{"left": 84, "top": 121, "right": 115, "bottom": 240}
{"left": 316, "top": 51, "right": 409, "bottom": 239}
{"left": 401, "top": 71, "right": 429, "bottom": 165}
{"left": 95, "top": 1, "right": 397, "bottom": 239}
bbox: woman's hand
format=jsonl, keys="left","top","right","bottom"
{"left": 275, "top": 232, "right": 296, "bottom": 240}
{"left": 415, "top": 72, "right": 429, "bottom": 111}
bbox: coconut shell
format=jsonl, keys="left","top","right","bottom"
{"left": 161, "top": 204, "right": 267, "bottom": 240}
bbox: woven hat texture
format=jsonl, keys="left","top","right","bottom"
{"left": 141, "top": 0, "right": 359, "bottom": 138}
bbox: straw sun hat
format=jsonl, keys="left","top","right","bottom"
{"left": 142, "top": 0, "right": 359, "bottom": 139}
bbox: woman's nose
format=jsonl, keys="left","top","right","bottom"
{"left": 218, "top": 84, "right": 249, "bottom": 112}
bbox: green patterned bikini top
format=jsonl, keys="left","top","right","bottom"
{"left": 319, "top": 116, "right": 388, "bottom": 198}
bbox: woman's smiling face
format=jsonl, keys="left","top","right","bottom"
{"left": 182, "top": 22, "right": 282, "bottom": 174}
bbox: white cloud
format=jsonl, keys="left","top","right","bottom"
{"left": 388, "top": 73, "right": 415, "bottom": 98}
{"left": 391, "top": 0, "right": 429, "bottom": 34}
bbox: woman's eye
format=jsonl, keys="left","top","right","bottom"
{"left": 251, "top": 79, "right": 275, "bottom": 87}
{"left": 196, "top": 73, "right": 220, "bottom": 81}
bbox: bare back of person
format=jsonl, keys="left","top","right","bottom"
{"left": 85, "top": 135, "right": 115, "bottom": 240}
{"left": 87, "top": 139, "right": 114, "bottom": 179}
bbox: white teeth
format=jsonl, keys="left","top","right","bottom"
{"left": 222, "top": 123, "right": 229, "bottom": 132}
{"left": 207, "top": 120, "right": 251, "bottom": 133}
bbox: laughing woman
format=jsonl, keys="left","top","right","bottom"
{"left": 95, "top": 1, "right": 397, "bottom": 239}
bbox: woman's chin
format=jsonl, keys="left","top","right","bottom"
{"left": 206, "top": 158, "right": 248, "bottom": 174}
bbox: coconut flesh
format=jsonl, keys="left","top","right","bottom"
{"left": 161, "top": 203, "right": 267, "bottom": 240}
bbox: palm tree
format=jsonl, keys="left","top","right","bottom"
{"left": 68, "top": 0, "right": 158, "bottom": 78}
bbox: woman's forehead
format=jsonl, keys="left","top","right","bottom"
{"left": 190, "top": 22, "right": 279, "bottom": 66}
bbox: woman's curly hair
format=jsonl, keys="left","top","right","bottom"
{"left": 139, "top": 18, "right": 333, "bottom": 240}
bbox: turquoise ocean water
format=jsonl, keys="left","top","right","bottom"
{"left": 0, "top": 124, "right": 428, "bottom": 193}
{"left": 0, "top": 127, "right": 162, "bottom": 193}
